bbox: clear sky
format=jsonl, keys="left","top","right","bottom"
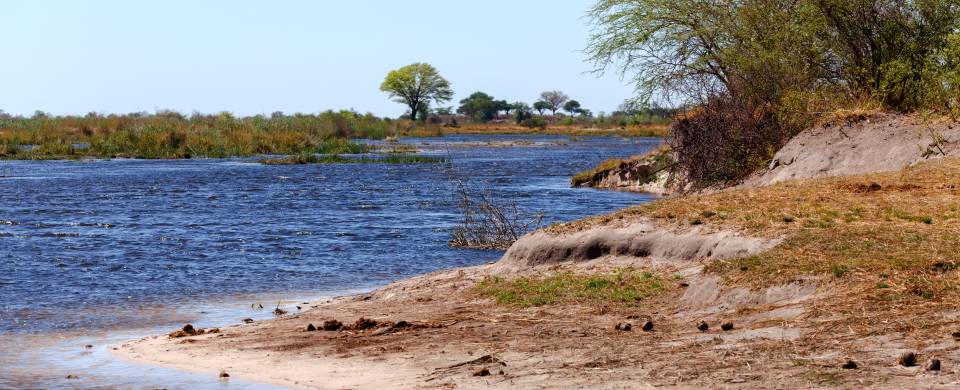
{"left": 1, "top": 0, "right": 636, "bottom": 118}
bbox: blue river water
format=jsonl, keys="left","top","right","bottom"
{"left": 0, "top": 134, "right": 658, "bottom": 387}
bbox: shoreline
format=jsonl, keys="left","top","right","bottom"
{"left": 114, "top": 153, "right": 960, "bottom": 389}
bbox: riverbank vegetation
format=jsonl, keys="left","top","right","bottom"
{"left": 0, "top": 111, "right": 386, "bottom": 159}
{"left": 259, "top": 153, "right": 445, "bottom": 165}
{"left": 588, "top": 0, "right": 960, "bottom": 189}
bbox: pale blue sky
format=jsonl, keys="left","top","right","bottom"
{"left": 1, "top": 0, "right": 635, "bottom": 117}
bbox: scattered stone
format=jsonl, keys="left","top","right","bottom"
{"left": 323, "top": 320, "right": 344, "bottom": 331}
{"left": 242, "top": 318, "right": 254, "bottom": 324}
{"left": 898, "top": 352, "right": 917, "bottom": 367}
{"left": 721, "top": 321, "right": 734, "bottom": 331}
{"left": 473, "top": 367, "right": 490, "bottom": 377}
{"left": 350, "top": 317, "right": 378, "bottom": 331}
{"left": 296, "top": 306, "right": 302, "bottom": 311}
{"left": 219, "top": 371, "right": 230, "bottom": 378}
{"left": 927, "top": 359, "right": 941, "bottom": 372}
{"left": 306, "top": 323, "right": 317, "bottom": 332}
{"left": 841, "top": 360, "right": 858, "bottom": 369}
{"left": 84, "top": 344, "right": 93, "bottom": 349}
{"left": 952, "top": 331, "right": 960, "bottom": 341}
{"left": 394, "top": 320, "right": 409, "bottom": 328}
{"left": 614, "top": 322, "right": 632, "bottom": 332}
{"left": 65, "top": 374, "right": 79, "bottom": 379}
{"left": 697, "top": 321, "right": 709, "bottom": 332}
{"left": 207, "top": 328, "right": 220, "bottom": 334}
{"left": 641, "top": 321, "right": 654, "bottom": 332}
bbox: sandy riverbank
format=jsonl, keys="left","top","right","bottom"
{"left": 117, "top": 114, "right": 960, "bottom": 389}
{"left": 117, "top": 161, "right": 960, "bottom": 389}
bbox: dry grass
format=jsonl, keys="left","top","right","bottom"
{"left": 549, "top": 159, "right": 960, "bottom": 332}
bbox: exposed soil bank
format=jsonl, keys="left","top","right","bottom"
{"left": 743, "top": 112, "right": 960, "bottom": 187}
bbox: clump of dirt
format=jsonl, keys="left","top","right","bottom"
{"left": 898, "top": 352, "right": 917, "bottom": 367}
{"left": 348, "top": 318, "right": 378, "bottom": 331}
{"left": 169, "top": 324, "right": 210, "bottom": 338}
{"left": 697, "top": 321, "right": 709, "bottom": 332}
{"left": 322, "top": 320, "right": 343, "bottom": 331}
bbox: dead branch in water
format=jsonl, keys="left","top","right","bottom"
{"left": 448, "top": 171, "right": 543, "bottom": 250}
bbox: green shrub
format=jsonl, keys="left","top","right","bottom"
{"left": 521, "top": 117, "right": 548, "bottom": 129}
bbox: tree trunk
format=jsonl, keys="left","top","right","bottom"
{"left": 409, "top": 101, "right": 418, "bottom": 121}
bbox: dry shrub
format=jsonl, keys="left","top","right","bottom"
{"left": 668, "top": 96, "right": 793, "bottom": 190}
{"left": 449, "top": 179, "right": 543, "bottom": 250}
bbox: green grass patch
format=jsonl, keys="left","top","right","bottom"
{"left": 476, "top": 269, "right": 670, "bottom": 307}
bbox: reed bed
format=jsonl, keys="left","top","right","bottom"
{"left": 0, "top": 110, "right": 394, "bottom": 159}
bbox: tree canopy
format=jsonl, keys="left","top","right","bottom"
{"left": 380, "top": 63, "right": 453, "bottom": 121}
{"left": 563, "top": 100, "right": 582, "bottom": 115}
{"left": 457, "top": 92, "right": 511, "bottom": 122}
{"left": 538, "top": 91, "right": 570, "bottom": 115}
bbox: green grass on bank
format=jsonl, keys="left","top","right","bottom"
{"left": 476, "top": 269, "right": 672, "bottom": 307}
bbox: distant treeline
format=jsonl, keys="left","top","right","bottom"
{"left": 0, "top": 110, "right": 390, "bottom": 159}
{"left": 416, "top": 90, "right": 676, "bottom": 130}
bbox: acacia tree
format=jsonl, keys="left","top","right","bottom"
{"left": 532, "top": 101, "right": 550, "bottom": 115}
{"left": 380, "top": 63, "right": 453, "bottom": 121}
{"left": 563, "top": 100, "right": 582, "bottom": 115}
{"left": 539, "top": 91, "right": 569, "bottom": 115}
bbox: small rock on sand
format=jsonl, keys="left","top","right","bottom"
{"left": 721, "top": 321, "right": 734, "bottom": 331}
{"left": 242, "top": 318, "right": 254, "bottom": 324}
{"left": 952, "top": 331, "right": 960, "bottom": 341}
{"left": 898, "top": 352, "right": 917, "bottom": 367}
{"left": 306, "top": 323, "right": 317, "bottom": 332}
{"left": 641, "top": 321, "right": 654, "bottom": 332}
{"left": 927, "top": 359, "right": 941, "bottom": 371}
{"left": 697, "top": 321, "right": 709, "bottom": 332}
{"left": 84, "top": 344, "right": 93, "bottom": 348}
{"left": 473, "top": 367, "right": 490, "bottom": 377}
{"left": 841, "top": 360, "right": 858, "bottom": 369}
{"left": 323, "top": 320, "right": 344, "bottom": 331}
{"left": 65, "top": 374, "right": 79, "bottom": 379}
{"left": 615, "top": 322, "right": 632, "bottom": 332}
{"left": 219, "top": 371, "right": 230, "bottom": 378}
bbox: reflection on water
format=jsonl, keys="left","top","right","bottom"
{"left": 0, "top": 134, "right": 660, "bottom": 387}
